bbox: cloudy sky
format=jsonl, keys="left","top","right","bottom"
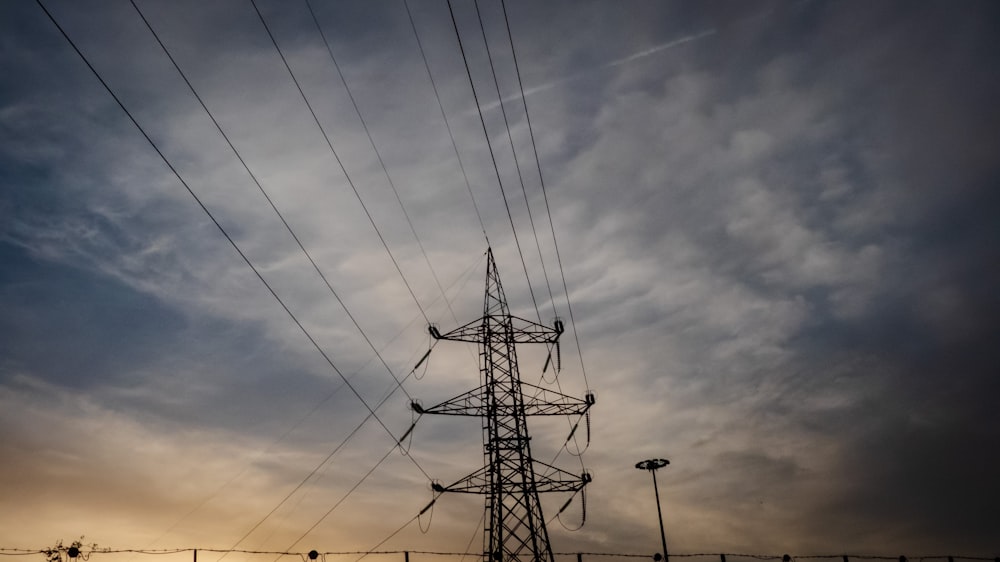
{"left": 2, "top": 0, "right": 999, "bottom": 559}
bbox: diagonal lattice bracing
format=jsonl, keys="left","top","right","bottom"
{"left": 414, "top": 249, "right": 593, "bottom": 562}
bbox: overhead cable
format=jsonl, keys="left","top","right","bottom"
{"left": 471, "top": 0, "right": 556, "bottom": 323}
{"left": 302, "top": 0, "right": 465, "bottom": 331}
{"left": 492, "top": 0, "right": 590, "bottom": 469}
{"left": 444, "top": 0, "right": 536, "bottom": 315}
{"left": 280, "top": 441, "right": 400, "bottom": 554}
{"left": 401, "top": 0, "right": 490, "bottom": 246}
{"left": 499, "top": 0, "right": 590, "bottom": 390}
{"left": 146, "top": 255, "right": 479, "bottom": 548}
{"left": 129, "top": 0, "right": 414, "bottom": 402}
{"left": 216, "top": 257, "right": 484, "bottom": 556}
{"left": 248, "top": 0, "right": 431, "bottom": 326}
{"left": 35, "top": 0, "right": 431, "bottom": 532}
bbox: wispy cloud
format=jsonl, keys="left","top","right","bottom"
{"left": 1, "top": 0, "right": 998, "bottom": 556}
{"left": 476, "top": 29, "right": 717, "bottom": 113}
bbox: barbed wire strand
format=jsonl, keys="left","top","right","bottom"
{"left": 5, "top": 549, "right": 995, "bottom": 561}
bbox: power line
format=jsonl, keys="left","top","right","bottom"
{"left": 281, "top": 439, "right": 400, "bottom": 554}
{"left": 146, "top": 255, "right": 480, "bottom": 549}
{"left": 122, "top": 9, "right": 437, "bottom": 543}
{"left": 250, "top": 252, "right": 484, "bottom": 553}
{"left": 499, "top": 0, "right": 590, "bottom": 391}
{"left": 471, "top": 0, "right": 557, "bottom": 323}
{"left": 352, "top": 501, "right": 441, "bottom": 562}
{"left": 458, "top": 511, "right": 486, "bottom": 562}
{"left": 128, "top": 0, "right": 413, "bottom": 403}
{"left": 248, "top": 0, "right": 431, "bottom": 326}
{"left": 444, "top": 0, "right": 537, "bottom": 316}
{"left": 217, "top": 348, "right": 436, "bottom": 560}
{"left": 301, "top": 0, "right": 464, "bottom": 332}
{"left": 214, "top": 254, "right": 488, "bottom": 556}
{"left": 401, "top": 0, "right": 490, "bottom": 246}
{"left": 477, "top": 0, "right": 590, "bottom": 469}
{"left": 35, "top": 0, "right": 432, "bottom": 543}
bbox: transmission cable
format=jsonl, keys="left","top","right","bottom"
{"left": 129, "top": 0, "right": 414, "bottom": 403}
{"left": 216, "top": 331, "right": 442, "bottom": 559}
{"left": 401, "top": 0, "right": 490, "bottom": 247}
{"left": 221, "top": 255, "right": 483, "bottom": 554}
{"left": 302, "top": 0, "right": 465, "bottom": 333}
{"left": 352, "top": 493, "right": 444, "bottom": 562}
{"left": 200, "top": 255, "right": 484, "bottom": 557}
{"left": 458, "top": 511, "right": 486, "bottom": 562}
{"left": 128, "top": 3, "right": 442, "bottom": 547}
{"left": 35, "top": 0, "right": 431, "bottom": 534}
{"left": 445, "top": 0, "right": 537, "bottom": 317}
{"left": 471, "top": 0, "right": 556, "bottom": 323}
{"left": 500, "top": 0, "right": 590, "bottom": 391}
{"left": 252, "top": 340, "right": 437, "bottom": 551}
{"left": 472, "top": 0, "right": 568, "bottom": 432}
{"left": 280, "top": 439, "right": 400, "bottom": 555}
{"left": 248, "top": 0, "right": 431, "bottom": 326}
{"left": 493, "top": 0, "right": 590, "bottom": 472}
{"left": 147, "top": 255, "right": 479, "bottom": 548}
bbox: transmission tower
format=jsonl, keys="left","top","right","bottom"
{"left": 413, "top": 248, "right": 594, "bottom": 562}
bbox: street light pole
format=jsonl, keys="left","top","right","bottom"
{"left": 635, "top": 458, "right": 670, "bottom": 562}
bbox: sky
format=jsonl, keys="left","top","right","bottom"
{"left": 2, "top": 0, "right": 999, "bottom": 559}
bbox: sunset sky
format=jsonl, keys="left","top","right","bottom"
{"left": 2, "top": 1, "right": 998, "bottom": 560}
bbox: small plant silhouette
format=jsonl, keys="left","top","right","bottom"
{"left": 41, "top": 538, "right": 99, "bottom": 562}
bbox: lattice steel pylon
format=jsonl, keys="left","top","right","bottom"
{"left": 413, "top": 248, "right": 594, "bottom": 562}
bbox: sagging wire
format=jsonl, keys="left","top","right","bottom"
{"left": 560, "top": 411, "right": 591, "bottom": 458}
{"left": 567, "top": 410, "right": 591, "bottom": 457}
{"left": 417, "top": 488, "right": 437, "bottom": 534}
{"left": 354, "top": 491, "right": 444, "bottom": 562}
{"left": 413, "top": 337, "right": 436, "bottom": 381}
{"left": 397, "top": 340, "right": 436, "bottom": 455}
{"left": 557, "top": 339, "right": 562, "bottom": 372}
{"left": 396, "top": 413, "right": 420, "bottom": 456}
{"left": 553, "top": 486, "right": 586, "bottom": 532}
{"left": 540, "top": 340, "right": 561, "bottom": 384}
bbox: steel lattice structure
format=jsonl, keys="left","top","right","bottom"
{"left": 413, "top": 249, "right": 594, "bottom": 562}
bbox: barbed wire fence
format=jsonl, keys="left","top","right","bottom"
{"left": 2, "top": 548, "right": 997, "bottom": 562}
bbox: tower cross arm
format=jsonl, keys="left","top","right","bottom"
{"left": 433, "top": 462, "right": 592, "bottom": 494}
{"left": 411, "top": 385, "right": 486, "bottom": 416}
{"left": 428, "top": 316, "right": 563, "bottom": 344}
{"left": 428, "top": 318, "right": 482, "bottom": 342}
{"left": 413, "top": 383, "right": 593, "bottom": 417}
{"left": 531, "top": 460, "right": 593, "bottom": 493}
{"left": 521, "top": 382, "right": 595, "bottom": 416}
{"left": 508, "top": 315, "right": 563, "bottom": 343}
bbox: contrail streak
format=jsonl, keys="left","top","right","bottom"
{"left": 476, "top": 28, "right": 717, "bottom": 113}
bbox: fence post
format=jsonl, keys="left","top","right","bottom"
{"left": 194, "top": 550, "right": 197, "bottom": 562}
{"left": 720, "top": 555, "right": 726, "bottom": 562}
{"left": 577, "top": 553, "right": 583, "bottom": 562}
{"left": 405, "top": 552, "right": 410, "bottom": 562}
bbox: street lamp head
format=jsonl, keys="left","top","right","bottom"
{"left": 636, "top": 458, "right": 670, "bottom": 471}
